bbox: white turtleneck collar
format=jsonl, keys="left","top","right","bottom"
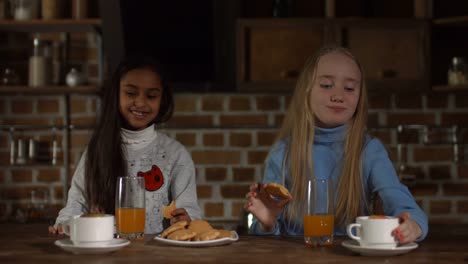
{"left": 121, "top": 124, "right": 157, "bottom": 147}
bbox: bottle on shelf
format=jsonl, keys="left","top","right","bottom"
{"left": 28, "top": 36, "right": 51, "bottom": 87}
{"left": 448, "top": 57, "right": 467, "bottom": 86}
{"left": 28, "top": 138, "right": 37, "bottom": 162}
{"left": 71, "top": 0, "right": 88, "bottom": 19}
{"left": 16, "top": 138, "right": 26, "bottom": 164}
{"left": 9, "top": 129, "right": 16, "bottom": 165}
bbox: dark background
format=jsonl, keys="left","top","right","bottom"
{"left": 101, "top": 0, "right": 468, "bottom": 92}
{"left": 121, "top": 0, "right": 214, "bottom": 85}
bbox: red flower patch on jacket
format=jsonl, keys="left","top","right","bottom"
{"left": 137, "top": 165, "right": 164, "bottom": 191}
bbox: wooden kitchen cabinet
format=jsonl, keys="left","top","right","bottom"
{"left": 234, "top": 0, "right": 468, "bottom": 92}
{"left": 338, "top": 18, "right": 430, "bottom": 91}
{"left": 236, "top": 18, "right": 430, "bottom": 92}
{"left": 237, "top": 19, "right": 337, "bottom": 91}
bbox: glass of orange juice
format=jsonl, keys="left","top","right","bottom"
{"left": 115, "top": 176, "right": 145, "bottom": 240}
{"left": 304, "top": 178, "right": 334, "bottom": 247}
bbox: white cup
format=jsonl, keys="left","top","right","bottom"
{"left": 346, "top": 216, "right": 399, "bottom": 249}
{"left": 63, "top": 214, "right": 115, "bottom": 245}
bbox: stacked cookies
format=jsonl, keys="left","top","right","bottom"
{"left": 160, "top": 220, "right": 235, "bottom": 241}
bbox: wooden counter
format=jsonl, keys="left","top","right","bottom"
{"left": 1, "top": 223, "right": 467, "bottom": 264}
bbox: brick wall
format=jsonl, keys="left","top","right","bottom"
{"left": 1, "top": 92, "right": 468, "bottom": 227}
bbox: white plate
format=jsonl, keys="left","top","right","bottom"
{"left": 154, "top": 231, "right": 239, "bottom": 247}
{"left": 342, "top": 240, "right": 418, "bottom": 257}
{"left": 55, "top": 238, "right": 130, "bottom": 254}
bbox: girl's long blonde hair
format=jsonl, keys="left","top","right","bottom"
{"left": 277, "top": 45, "right": 369, "bottom": 227}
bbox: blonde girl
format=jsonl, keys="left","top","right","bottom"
{"left": 245, "top": 46, "right": 427, "bottom": 244}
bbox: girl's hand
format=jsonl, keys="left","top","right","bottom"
{"left": 48, "top": 224, "right": 64, "bottom": 235}
{"left": 244, "top": 182, "right": 292, "bottom": 232}
{"left": 392, "top": 212, "right": 422, "bottom": 244}
{"left": 170, "top": 208, "right": 192, "bottom": 225}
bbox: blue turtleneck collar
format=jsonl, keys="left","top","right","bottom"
{"left": 314, "top": 125, "right": 347, "bottom": 143}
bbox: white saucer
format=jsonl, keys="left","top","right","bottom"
{"left": 55, "top": 238, "right": 130, "bottom": 254}
{"left": 342, "top": 240, "right": 418, "bottom": 257}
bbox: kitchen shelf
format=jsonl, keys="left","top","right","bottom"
{"left": 0, "top": 164, "right": 63, "bottom": 169}
{"left": 433, "top": 16, "right": 468, "bottom": 27}
{"left": 0, "top": 18, "right": 104, "bottom": 205}
{"left": 0, "top": 85, "right": 100, "bottom": 95}
{"left": 432, "top": 84, "right": 468, "bottom": 92}
{"left": 0, "top": 19, "right": 101, "bottom": 32}
{"left": 0, "top": 124, "right": 94, "bottom": 131}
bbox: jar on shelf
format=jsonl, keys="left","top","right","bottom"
{"left": 65, "top": 68, "right": 85, "bottom": 87}
{"left": 41, "top": 0, "right": 63, "bottom": 20}
{"left": 9, "top": 0, "right": 39, "bottom": 20}
{"left": 448, "top": 57, "right": 467, "bottom": 86}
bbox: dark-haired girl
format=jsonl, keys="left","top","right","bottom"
{"left": 49, "top": 56, "right": 201, "bottom": 235}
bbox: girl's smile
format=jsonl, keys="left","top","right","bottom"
{"left": 119, "top": 68, "right": 163, "bottom": 130}
{"left": 131, "top": 110, "right": 149, "bottom": 118}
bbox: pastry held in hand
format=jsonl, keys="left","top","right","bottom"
{"left": 264, "top": 182, "right": 291, "bottom": 200}
{"left": 163, "top": 201, "right": 176, "bottom": 219}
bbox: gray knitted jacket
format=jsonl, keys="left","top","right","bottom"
{"left": 54, "top": 125, "right": 201, "bottom": 234}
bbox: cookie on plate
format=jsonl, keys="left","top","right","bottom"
{"left": 187, "top": 219, "right": 213, "bottom": 234}
{"left": 167, "top": 229, "right": 196, "bottom": 241}
{"left": 193, "top": 229, "right": 220, "bottom": 241}
{"left": 264, "top": 182, "right": 291, "bottom": 200}
{"left": 161, "top": 220, "right": 188, "bottom": 238}
{"left": 216, "top": 229, "right": 234, "bottom": 239}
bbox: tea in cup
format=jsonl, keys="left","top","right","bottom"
{"left": 63, "top": 214, "right": 115, "bottom": 245}
{"left": 346, "top": 215, "right": 399, "bottom": 249}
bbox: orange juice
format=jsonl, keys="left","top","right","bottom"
{"left": 304, "top": 214, "right": 334, "bottom": 237}
{"left": 115, "top": 207, "right": 145, "bottom": 234}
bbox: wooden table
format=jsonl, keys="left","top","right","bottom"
{"left": 1, "top": 223, "right": 467, "bottom": 264}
